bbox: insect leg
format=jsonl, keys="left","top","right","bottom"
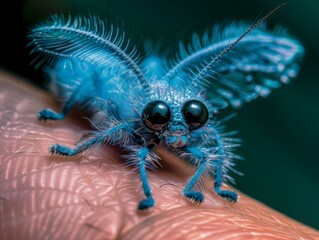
{"left": 136, "top": 147, "right": 155, "bottom": 210}
{"left": 213, "top": 132, "right": 238, "bottom": 202}
{"left": 183, "top": 147, "right": 207, "bottom": 203}
{"left": 50, "top": 136, "right": 101, "bottom": 156}
{"left": 50, "top": 123, "right": 128, "bottom": 156}
{"left": 38, "top": 83, "right": 89, "bottom": 121}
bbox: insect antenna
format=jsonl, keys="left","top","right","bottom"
{"left": 190, "top": 2, "right": 287, "bottom": 88}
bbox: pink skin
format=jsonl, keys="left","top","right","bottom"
{"left": 0, "top": 71, "right": 318, "bottom": 239}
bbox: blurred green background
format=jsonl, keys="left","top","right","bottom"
{"left": 0, "top": 0, "right": 318, "bottom": 230}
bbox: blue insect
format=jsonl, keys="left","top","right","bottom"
{"left": 29, "top": 4, "right": 304, "bottom": 209}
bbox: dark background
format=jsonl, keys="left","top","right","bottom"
{"left": 0, "top": 0, "right": 318, "bottom": 230}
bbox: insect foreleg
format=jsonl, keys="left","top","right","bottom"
{"left": 136, "top": 147, "right": 155, "bottom": 210}
{"left": 49, "top": 123, "right": 129, "bottom": 156}
{"left": 183, "top": 147, "right": 207, "bottom": 203}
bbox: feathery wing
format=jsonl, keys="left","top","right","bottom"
{"left": 28, "top": 15, "right": 150, "bottom": 91}
{"left": 165, "top": 22, "right": 304, "bottom": 109}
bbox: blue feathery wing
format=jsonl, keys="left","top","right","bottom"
{"left": 165, "top": 21, "right": 304, "bottom": 109}
{"left": 28, "top": 15, "right": 151, "bottom": 106}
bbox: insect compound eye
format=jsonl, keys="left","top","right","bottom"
{"left": 182, "top": 100, "right": 208, "bottom": 130}
{"left": 142, "top": 101, "right": 171, "bottom": 131}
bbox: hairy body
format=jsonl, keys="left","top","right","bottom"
{"left": 28, "top": 7, "right": 303, "bottom": 209}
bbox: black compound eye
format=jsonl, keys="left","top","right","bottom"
{"left": 142, "top": 101, "right": 171, "bottom": 131}
{"left": 182, "top": 100, "right": 208, "bottom": 130}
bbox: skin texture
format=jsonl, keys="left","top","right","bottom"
{"left": 0, "top": 70, "right": 318, "bottom": 240}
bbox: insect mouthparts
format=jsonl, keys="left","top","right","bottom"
{"left": 165, "top": 134, "right": 189, "bottom": 149}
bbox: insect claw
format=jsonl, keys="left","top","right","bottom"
{"left": 184, "top": 190, "right": 204, "bottom": 203}
{"left": 37, "top": 108, "right": 64, "bottom": 121}
{"left": 215, "top": 189, "right": 238, "bottom": 203}
{"left": 138, "top": 198, "right": 155, "bottom": 210}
